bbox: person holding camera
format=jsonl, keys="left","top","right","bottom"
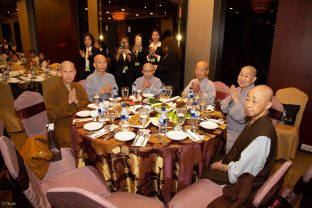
{"left": 114, "top": 36, "right": 134, "bottom": 92}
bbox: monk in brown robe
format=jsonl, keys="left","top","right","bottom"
{"left": 46, "top": 61, "right": 89, "bottom": 147}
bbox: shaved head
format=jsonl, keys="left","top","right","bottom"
{"left": 94, "top": 54, "right": 106, "bottom": 62}
{"left": 241, "top": 66, "right": 257, "bottom": 77}
{"left": 143, "top": 63, "right": 154, "bottom": 71}
{"left": 195, "top": 61, "right": 209, "bottom": 71}
{"left": 60, "top": 61, "right": 75, "bottom": 71}
{"left": 245, "top": 85, "right": 273, "bottom": 121}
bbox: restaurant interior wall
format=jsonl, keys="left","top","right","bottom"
{"left": 268, "top": 0, "right": 312, "bottom": 147}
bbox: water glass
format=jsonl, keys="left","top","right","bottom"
{"left": 165, "top": 85, "right": 173, "bottom": 98}
{"left": 90, "top": 110, "right": 98, "bottom": 121}
{"left": 107, "top": 110, "right": 117, "bottom": 124}
{"left": 199, "top": 99, "right": 208, "bottom": 114}
{"left": 175, "top": 108, "right": 186, "bottom": 130}
{"left": 138, "top": 108, "right": 150, "bottom": 128}
{"left": 93, "top": 93, "right": 100, "bottom": 106}
{"left": 121, "top": 87, "right": 129, "bottom": 98}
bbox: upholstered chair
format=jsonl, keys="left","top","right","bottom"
{"left": 42, "top": 76, "right": 61, "bottom": 103}
{"left": 214, "top": 81, "right": 230, "bottom": 100}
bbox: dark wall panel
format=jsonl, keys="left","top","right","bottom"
{"left": 34, "top": 0, "right": 79, "bottom": 66}
{"left": 268, "top": 0, "right": 312, "bottom": 146}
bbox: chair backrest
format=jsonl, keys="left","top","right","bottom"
{"left": 14, "top": 91, "right": 48, "bottom": 137}
{"left": 0, "top": 136, "right": 50, "bottom": 208}
{"left": 0, "top": 82, "right": 24, "bottom": 132}
{"left": 276, "top": 87, "right": 308, "bottom": 127}
{"left": 214, "top": 81, "right": 230, "bottom": 100}
{"left": 252, "top": 160, "right": 293, "bottom": 207}
{"left": 270, "top": 96, "right": 284, "bottom": 126}
{"left": 42, "top": 76, "right": 61, "bottom": 103}
{"left": 46, "top": 187, "right": 118, "bottom": 208}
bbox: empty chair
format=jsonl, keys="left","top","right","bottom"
{"left": 14, "top": 91, "right": 48, "bottom": 137}
{"left": 168, "top": 161, "right": 292, "bottom": 208}
{"left": 0, "top": 136, "right": 111, "bottom": 208}
{"left": 214, "top": 81, "right": 230, "bottom": 100}
{"left": 42, "top": 76, "right": 61, "bottom": 103}
{"left": 0, "top": 82, "right": 24, "bottom": 132}
{"left": 275, "top": 87, "right": 308, "bottom": 160}
{"left": 47, "top": 187, "right": 165, "bottom": 208}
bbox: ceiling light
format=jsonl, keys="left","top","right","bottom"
{"left": 108, "top": 17, "right": 111, "bottom": 19}
{"left": 121, "top": 8, "right": 125, "bottom": 11}
{"left": 136, "top": 13, "right": 139, "bottom": 16}
{"left": 150, "top": 12, "right": 153, "bottom": 15}
{"left": 144, "top": 6, "right": 147, "bottom": 9}
{"left": 7, "top": 11, "right": 10, "bottom": 13}
{"left": 164, "top": 11, "right": 167, "bottom": 14}
{"left": 111, "top": 11, "right": 129, "bottom": 21}
{"left": 108, "top": 1, "right": 111, "bottom": 3}
{"left": 84, "top": 8, "right": 88, "bottom": 11}
{"left": 99, "top": 35, "right": 104, "bottom": 40}
{"left": 159, "top": 4, "right": 161, "bottom": 7}
{"left": 106, "top": 11, "right": 109, "bottom": 14}
{"left": 229, "top": 7, "right": 233, "bottom": 10}
{"left": 236, "top": 11, "right": 239, "bottom": 14}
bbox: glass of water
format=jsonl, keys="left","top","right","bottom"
{"left": 138, "top": 108, "right": 150, "bottom": 128}
{"left": 199, "top": 99, "right": 208, "bottom": 115}
{"left": 121, "top": 87, "right": 129, "bottom": 99}
{"left": 165, "top": 85, "right": 173, "bottom": 98}
{"left": 107, "top": 110, "right": 117, "bottom": 124}
{"left": 175, "top": 108, "right": 186, "bottom": 130}
{"left": 93, "top": 93, "right": 100, "bottom": 106}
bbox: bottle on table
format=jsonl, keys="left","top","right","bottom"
{"left": 98, "top": 99, "right": 106, "bottom": 123}
{"left": 159, "top": 106, "right": 168, "bottom": 134}
{"left": 132, "top": 83, "right": 137, "bottom": 97}
{"left": 120, "top": 103, "right": 129, "bottom": 129}
{"left": 190, "top": 101, "right": 199, "bottom": 129}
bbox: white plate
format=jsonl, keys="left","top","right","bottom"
{"left": 166, "top": 130, "right": 188, "bottom": 141}
{"left": 83, "top": 122, "right": 103, "bottom": 131}
{"left": 142, "top": 93, "right": 154, "bottom": 98}
{"left": 150, "top": 117, "right": 159, "bottom": 127}
{"left": 76, "top": 110, "right": 91, "bottom": 117}
{"left": 87, "top": 103, "right": 97, "bottom": 109}
{"left": 109, "top": 97, "right": 122, "bottom": 101}
{"left": 199, "top": 121, "right": 219, "bottom": 130}
{"left": 114, "top": 131, "right": 136, "bottom": 141}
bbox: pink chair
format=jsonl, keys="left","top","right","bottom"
{"left": 270, "top": 96, "right": 284, "bottom": 126}
{"left": 14, "top": 91, "right": 48, "bottom": 137}
{"left": 13, "top": 91, "right": 77, "bottom": 179}
{"left": 47, "top": 187, "right": 165, "bottom": 208}
{"left": 168, "top": 161, "right": 292, "bottom": 208}
{"left": 214, "top": 81, "right": 230, "bottom": 100}
{"left": 0, "top": 136, "right": 110, "bottom": 208}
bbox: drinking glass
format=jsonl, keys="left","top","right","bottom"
{"left": 93, "top": 93, "right": 100, "bottom": 106}
{"left": 107, "top": 110, "right": 117, "bottom": 124}
{"left": 199, "top": 99, "right": 208, "bottom": 115}
{"left": 138, "top": 108, "right": 150, "bottom": 128}
{"left": 175, "top": 108, "right": 186, "bottom": 130}
{"left": 165, "top": 85, "right": 173, "bottom": 98}
{"left": 90, "top": 110, "right": 98, "bottom": 121}
{"left": 121, "top": 87, "right": 129, "bottom": 98}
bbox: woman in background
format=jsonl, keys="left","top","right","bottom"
{"left": 132, "top": 34, "right": 146, "bottom": 79}
{"left": 78, "top": 32, "right": 100, "bottom": 80}
{"left": 147, "top": 29, "right": 162, "bottom": 65}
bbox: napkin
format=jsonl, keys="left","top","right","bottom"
{"left": 186, "top": 129, "right": 204, "bottom": 142}
{"left": 209, "top": 118, "right": 225, "bottom": 124}
{"left": 133, "top": 129, "right": 150, "bottom": 147}
{"left": 72, "top": 118, "right": 93, "bottom": 124}
{"left": 89, "top": 124, "right": 118, "bottom": 139}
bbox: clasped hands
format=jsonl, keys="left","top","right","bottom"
{"left": 99, "top": 84, "right": 113, "bottom": 95}
{"left": 230, "top": 85, "right": 240, "bottom": 103}
{"left": 143, "top": 80, "right": 152, "bottom": 89}
{"left": 79, "top": 50, "right": 91, "bottom": 58}
{"left": 68, "top": 88, "right": 78, "bottom": 105}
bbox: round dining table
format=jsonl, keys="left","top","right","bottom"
{"left": 71, "top": 101, "right": 226, "bottom": 205}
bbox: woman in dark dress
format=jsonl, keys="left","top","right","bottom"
{"left": 78, "top": 33, "right": 100, "bottom": 80}
{"left": 154, "top": 37, "right": 181, "bottom": 95}
{"left": 146, "top": 29, "right": 162, "bottom": 65}
{"left": 114, "top": 36, "right": 134, "bottom": 92}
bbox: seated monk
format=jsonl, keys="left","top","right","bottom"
{"left": 46, "top": 61, "right": 89, "bottom": 147}
{"left": 203, "top": 85, "right": 277, "bottom": 205}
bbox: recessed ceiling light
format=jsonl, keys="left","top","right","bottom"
{"left": 271, "top": 10, "right": 274, "bottom": 13}
{"left": 159, "top": 4, "right": 161, "bottom": 7}
{"left": 150, "top": 12, "right": 153, "bottom": 15}
{"left": 136, "top": 13, "right": 139, "bottom": 16}
{"left": 84, "top": 8, "right": 88, "bottom": 11}
{"left": 108, "top": 17, "right": 111, "bottom": 19}
{"left": 106, "top": 11, "right": 109, "bottom": 14}
{"left": 267, "top": 21, "right": 270, "bottom": 24}
{"left": 121, "top": 8, "right": 125, "bottom": 11}
{"left": 144, "top": 6, "right": 147, "bottom": 9}
{"left": 236, "top": 11, "right": 239, "bottom": 14}
{"left": 229, "top": 7, "right": 233, "bottom": 10}
{"left": 108, "top": 1, "right": 111, "bottom": 3}
{"left": 7, "top": 11, "right": 10, "bottom": 13}
{"left": 164, "top": 11, "right": 167, "bottom": 14}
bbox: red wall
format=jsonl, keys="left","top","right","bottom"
{"left": 268, "top": 0, "right": 312, "bottom": 146}
{"left": 33, "top": 0, "right": 79, "bottom": 66}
